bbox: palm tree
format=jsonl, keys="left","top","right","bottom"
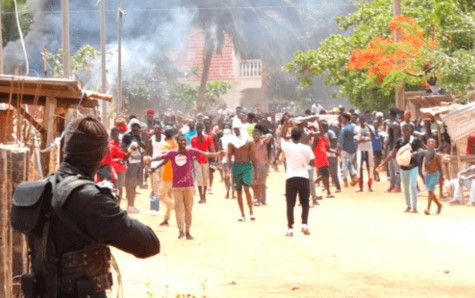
{"left": 185, "top": 0, "right": 310, "bottom": 111}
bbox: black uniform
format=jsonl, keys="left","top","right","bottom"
{"left": 51, "top": 162, "right": 160, "bottom": 297}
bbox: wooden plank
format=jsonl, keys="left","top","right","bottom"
{"left": 9, "top": 148, "right": 29, "bottom": 297}
{"left": 0, "top": 93, "right": 98, "bottom": 108}
{"left": 42, "top": 97, "right": 56, "bottom": 176}
{"left": 17, "top": 106, "right": 47, "bottom": 135}
{"left": 0, "top": 147, "right": 10, "bottom": 298}
{"left": 442, "top": 101, "right": 475, "bottom": 142}
{"left": 0, "top": 85, "right": 81, "bottom": 99}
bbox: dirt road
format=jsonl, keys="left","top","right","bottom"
{"left": 114, "top": 170, "right": 475, "bottom": 298}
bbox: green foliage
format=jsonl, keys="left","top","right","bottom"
{"left": 1, "top": 0, "right": 33, "bottom": 46}
{"left": 125, "top": 77, "right": 230, "bottom": 115}
{"left": 123, "top": 64, "right": 176, "bottom": 114}
{"left": 168, "top": 81, "right": 231, "bottom": 112}
{"left": 45, "top": 45, "right": 99, "bottom": 83}
{"left": 285, "top": 0, "right": 475, "bottom": 110}
{"left": 170, "top": 83, "right": 198, "bottom": 111}
{"left": 205, "top": 81, "right": 231, "bottom": 105}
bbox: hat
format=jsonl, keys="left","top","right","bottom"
{"left": 146, "top": 109, "right": 155, "bottom": 115}
{"left": 375, "top": 112, "right": 384, "bottom": 118}
{"left": 332, "top": 107, "right": 341, "bottom": 114}
{"left": 404, "top": 110, "right": 411, "bottom": 116}
{"left": 115, "top": 117, "right": 126, "bottom": 126}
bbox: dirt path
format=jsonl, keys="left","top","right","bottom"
{"left": 114, "top": 170, "right": 475, "bottom": 298}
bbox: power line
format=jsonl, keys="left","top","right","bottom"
{"left": 0, "top": 3, "right": 356, "bottom": 15}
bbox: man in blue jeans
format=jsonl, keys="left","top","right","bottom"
{"left": 337, "top": 113, "right": 358, "bottom": 187}
{"left": 379, "top": 123, "right": 423, "bottom": 212}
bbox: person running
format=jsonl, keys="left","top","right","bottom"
{"left": 420, "top": 138, "right": 444, "bottom": 215}
{"left": 228, "top": 122, "right": 256, "bottom": 221}
{"left": 279, "top": 123, "right": 315, "bottom": 237}
{"left": 151, "top": 134, "right": 224, "bottom": 240}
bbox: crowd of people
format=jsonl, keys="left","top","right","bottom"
{"left": 98, "top": 104, "right": 474, "bottom": 238}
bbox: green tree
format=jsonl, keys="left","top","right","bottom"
{"left": 204, "top": 80, "right": 231, "bottom": 107}
{"left": 123, "top": 63, "right": 178, "bottom": 115}
{"left": 44, "top": 45, "right": 99, "bottom": 85}
{"left": 169, "top": 81, "right": 231, "bottom": 113}
{"left": 170, "top": 83, "right": 198, "bottom": 112}
{"left": 285, "top": 0, "right": 475, "bottom": 110}
{"left": 1, "top": 0, "right": 32, "bottom": 46}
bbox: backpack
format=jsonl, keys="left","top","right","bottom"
{"left": 11, "top": 174, "right": 95, "bottom": 298}
{"left": 396, "top": 136, "right": 414, "bottom": 167}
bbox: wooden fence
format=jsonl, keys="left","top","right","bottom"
{"left": 0, "top": 144, "right": 30, "bottom": 297}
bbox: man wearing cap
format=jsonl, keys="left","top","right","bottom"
{"left": 337, "top": 112, "right": 358, "bottom": 187}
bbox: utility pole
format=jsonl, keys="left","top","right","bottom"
{"left": 100, "top": 0, "right": 108, "bottom": 127}
{"left": 117, "top": 2, "right": 124, "bottom": 113}
{"left": 393, "top": 0, "right": 405, "bottom": 109}
{"left": 61, "top": 0, "right": 70, "bottom": 78}
{"left": 0, "top": 1, "right": 4, "bottom": 74}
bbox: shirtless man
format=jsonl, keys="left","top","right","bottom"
{"left": 228, "top": 123, "right": 256, "bottom": 221}
{"left": 420, "top": 138, "right": 444, "bottom": 215}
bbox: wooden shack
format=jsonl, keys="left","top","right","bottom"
{"left": 406, "top": 91, "right": 454, "bottom": 119}
{"left": 0, "top": 75, "right": 111, "bottom": 297}
{"left": 0, "top": 75, "right": 112, "bottom": 176}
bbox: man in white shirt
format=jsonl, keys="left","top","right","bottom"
{"left": 280, "top": 122, "right": 315, "bottom": 237}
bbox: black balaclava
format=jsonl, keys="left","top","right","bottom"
{"left": 63, "top": 116, "right": 109, "bottom": 178}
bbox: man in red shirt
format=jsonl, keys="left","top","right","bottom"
{"left": 191, "top": 122, "right": 215, "bottom": 203}
{"left": 98, "top": 128, "right": 129, "bottom": 199}
{"left": 312, "top": 120, "right": 334, "bottom": 200}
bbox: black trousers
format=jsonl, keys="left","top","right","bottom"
{"left": 285, "top": 177, "right": 310, "bottom": 229}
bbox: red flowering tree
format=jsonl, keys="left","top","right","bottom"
{"left": 347, "top": 16, "right": 438, "bottom": 88}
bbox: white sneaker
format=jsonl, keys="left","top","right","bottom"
{"left": 301, "top": 224, "right": 310, "bottom": 235}
{"left": 285, "top": 228, "right": 294, "bottom": 237}
{"left": 127, "top": 206, "right": 140, "bottom": 214}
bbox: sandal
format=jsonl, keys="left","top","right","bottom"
{"left": 237, "top": 216, "right": 245, "bottom": 222}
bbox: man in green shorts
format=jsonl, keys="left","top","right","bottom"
{"left": 228, "top": 122, "right": 256, "bottom": 221}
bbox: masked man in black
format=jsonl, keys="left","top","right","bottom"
{"left": 50, "top": 116, "right": 160, "bottom": 297}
